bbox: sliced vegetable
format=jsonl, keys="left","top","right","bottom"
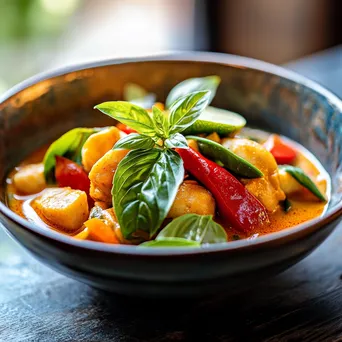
{"left": 113, "top": 148, "right": 184, "bottom": 239}
{"left": 55, "top": 156, "right": 90, "bottom": 195}
{"left": 279, "top": 165, "right": 326, "bottom": 201}
{"left": 116, "top": 123, "right": 137, "bottom": 134}
{"left": 168, "top": 90, "right": 210, "bottom": 134}
{"left": 43, "top": 128, "right": 98, "bottom": 182}
{"left": 84, "top": 218, "right": 119, "bottom": 244}
{"left": 113, "top": 133, "right": 155, "bottom": 150}
{"left": 186, "top": 135, "right": 263, "bottom": 178}
{"left": 264, "top": 135, "right": 296, "bottom": 165}
{"left": 176, "top": 148, "right": 269, "bottom": 233}
{"left": 73, "top": 228, "right": 89, "bottom": 240}
{"left": 157, "top": 214, "right": 227, "bottom": 244}
{"left": 182, "top": 106, "right": 246, "bottom": 136}
{"left": 166, "top": 75, "right": 220, "bottom": 108}
{"left": 140, "top": 237, "right": 200, "bottom": 248}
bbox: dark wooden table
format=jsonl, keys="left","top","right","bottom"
{"left": 1, "top": 46, "right": 341, "bottom": 342}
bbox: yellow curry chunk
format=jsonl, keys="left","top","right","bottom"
{"left": 222, "top": 138, "right": 285, "bottom": 212}
{"left": 13, "top": 163, "right": 46, "bottom": 194}
{"left": 82, "top": 126, "right": 122, "bottom": 172}
{"left": 168, "top": 180, "right": 216, "bottom": 218}
{"left": 33, "top": 187, "right": 89, "bottom": 232}
{"left": 187, "top": 139, "right": 199, "bottom": 152}
{"left": 89, "top": 149, "right": 129, "bottom": 204}
{"left": 278, "top": 168, "right": 303, "bottom": 195}
{"left": 206, "top": 132, "right": 221, "bottom": 144}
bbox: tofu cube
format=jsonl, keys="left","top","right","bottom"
{"left": 34, "top": 187, "right": 89, "bottom": 232}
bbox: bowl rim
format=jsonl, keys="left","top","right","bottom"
{"left": 1, "top": 51, "right": 341, "bottom": 256}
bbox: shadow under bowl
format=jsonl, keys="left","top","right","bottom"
{"left": 0, "top": 53, "right": 341, "bottom": 297}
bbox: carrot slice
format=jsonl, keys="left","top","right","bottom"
{"left": 84, "top": 218, "right": 120, "bottom": 244}
{"left": 73, "top": 227, "right": 89, "bottom": 240}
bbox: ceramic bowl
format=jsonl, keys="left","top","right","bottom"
{"left": 0, "top": 53, "right": 341, "bottom": 296}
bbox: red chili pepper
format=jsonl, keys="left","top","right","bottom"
{"left": 264, "top": 135, "right": 296, "bottom": 165}
{"left": 55, "top": 156, "right": 93, "bottom": 206}
{"left": 176, "top": 148, "right": 269, "bottom": 234}
{"left": 116, "top": 123, "right": 137, "bottom": 134}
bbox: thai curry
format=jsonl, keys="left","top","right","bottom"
{"left": 6, "top": 76, "right": 329, "bottom": 247}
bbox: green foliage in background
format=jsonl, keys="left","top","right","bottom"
{"left": 0, "top": 0, "right": 81, "bottom": 42}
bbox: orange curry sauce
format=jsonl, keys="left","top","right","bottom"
{"left": 6, "top": 139, "right": 329, "bottom": 242}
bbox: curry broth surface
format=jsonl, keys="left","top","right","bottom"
{"left": 6, "top": 135, "right": 329, "bottom": 242}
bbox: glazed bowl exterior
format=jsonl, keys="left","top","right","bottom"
{"left": 0, "top": 53, "right": 341, "bottom": 296}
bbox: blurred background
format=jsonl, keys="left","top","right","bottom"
{"left": 0, "top": 0, "right": 341, "bottom": 94}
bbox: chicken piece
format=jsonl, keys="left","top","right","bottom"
{"left": 167, "top": 180, "right": 216, "bottom": 218}
{"left": 33, "top": 187, "right": 89, "bottom": 232}
{"left": 222, "top": 138, "right": 285, "bottom": 212}
{"left": 13, "top": 163, "right": 46, "bottom": 194}
{"left": 89, "top": 149, "right": 129, "bottom": 204}
{"left": 81, "top": 126, "right": 123, "bottom": 172}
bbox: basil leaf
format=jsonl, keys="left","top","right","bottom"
{"left": 165, "top": 133, "right": 188, "bottom": 149}
{"left": 157, "top": 214, "right": 227, "bottom": 244}
{"left": 186, "top": 135, "right": 263, "bottom": 178}
{"left": 166, "top": 75, "right": 221, "bottom": 109}
{"left": 140, "top": 237, "right": 200, "bottom": 248}
{"left": 123, "top": 83, "right": 156, "bottom": 109}
{"left": 43, "top": 127, "right": 98, "bottom": 182}
{"left": 279, "top": 165, "right": 326, "bottom": 201}
{"left": 169, "top": 91, "right": 210, "bottom": 134}
{"left": 94, "top": 101, "right": 155, "bottom": 136}
{"left": 113, "top": 133, "right": 155, "bottom": 150}
{"left": 113, "top": 148, "right": 184, "bottom": 239}
{"left": 152, "top": 105, "right": 169, "bottom": 138}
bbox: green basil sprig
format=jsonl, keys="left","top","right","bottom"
{"left": 113, "top": 149, "right": 184, "bottom": 238}
{"left": 169, "top": 91, "right": 211, "bottom": 134}
{"left": 165, "top": 133, "right": 188, "bottom": 149}
{"left": 279, "top": 165, "right": 326, "bottom": 201}
{"left": 141, "top": 214, "right": 227, "bottom": 247}
{"left": 152, "top": 106, "right": 169, "bottom": 138}
{"left": 186, "top": 135, "right": 263, "bottom": 178}
{"left": 94, "top": 91, "right": 210, "bottom": 239}
{"left": 43, "top": 127, "right": 99, "bottom": 182}
{"left": 95, "top": 102, "right": 156, "bottom": 136}
{"left": 166, "top": 75, "right": 221, "bottom": 109}
{"left": 113, "top": 133, "right": 155, "bottom": 150}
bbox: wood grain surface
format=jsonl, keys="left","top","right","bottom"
{"left": 1, "top": 46, "right": 341, "bottom": 342}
